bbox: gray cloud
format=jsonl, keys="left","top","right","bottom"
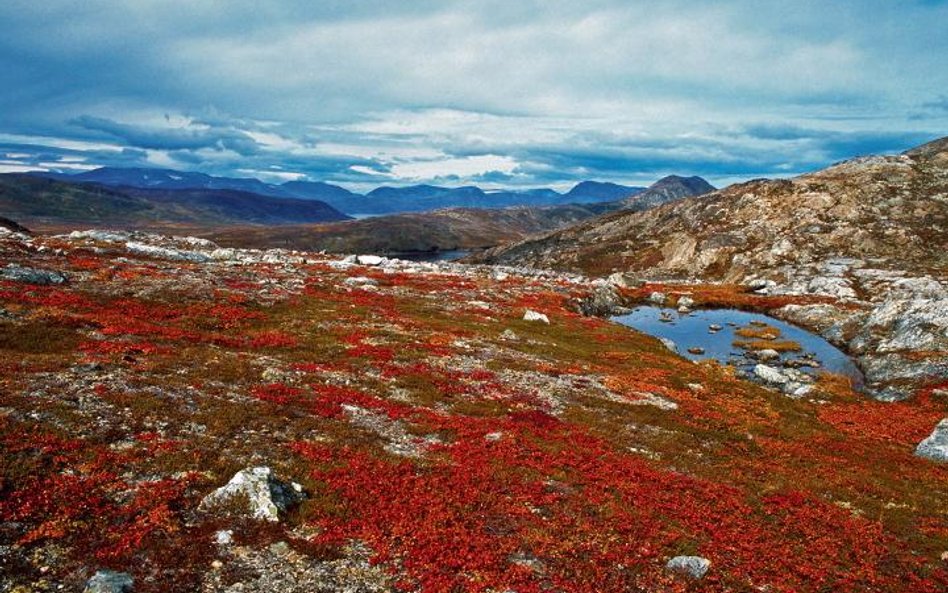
{"left": 0, "top": 1, "right": 945, "bottom": 188}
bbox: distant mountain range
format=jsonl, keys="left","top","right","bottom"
{"left": 0, "top": 174, "right": 349, "bottom": 228}
{"left": 203, "top": 174, "right": 715, "bottom": 255}
{"left": 37, "top": 167, "right": 647, "bottom": 215}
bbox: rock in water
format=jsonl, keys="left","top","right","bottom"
{"left": 84, "top": 570, "right": 133, "bottom": 593}
{"left": 523, "top": 310, "right": 550, "bottom": 324}
{"left": 200, "top": 466, "right": 305, "bottom": 522}
{"left": 579, "top": 284, "right": 622, "bottom": 316}
{"left": 915, "top": 418, "right": 948, "bottom": 462}
{"left": 665, "top": 556, "right": 711, "bottom": 580}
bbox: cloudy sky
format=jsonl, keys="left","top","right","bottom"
{"left": 1, "top": 0, "right": 946, "bottom": 191}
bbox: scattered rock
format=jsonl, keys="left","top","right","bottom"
{"left": 523, "top": 310, "right": 550, "bottom": 324}
{"left": 677, "top": 296, "right": 695, "bottom": 308}
{"left": 754, "top": 364, "right": 788, "bottom": 384}
{"left": 648, "top": 291, "right": 667, "bottom": 305}
{"left": 500, "top": 329, "right": 519, "bottom": 341}
{"left": 915, "top": 419, "right": 948, "bottom": 462}
{"left": 84, "top": 570, "right": 133, "bottom": 593}
{"left": 687, "top": 347, "right": 705, "bottom": 355}
{"left": 215, "top": 530, "right": 234, "bottom": 545}
{"left": 665, "top": 555, "right": 710, "bottom": 580}
{"left": 344, "top": 276, "right": 379, "bottom": 287}
{"left": 356, "top": 255, "right": 384, "bottom": 266}
{"left": 579, "top": 283, "right": 623, "bottom": 316}
{"left": 755, "top": 349, "right": 781, "bottom": 362}
{"left": 1, "top": 263, "right": 67, "bottom": 285}
{"left": 200, "top": 466, "right": 305, "bottom": 522}
{"left": 658, "top": 337, "right": 679, "bottom": 354}
{"left": 607, "top": 272, "right": 644, "bottom": 289}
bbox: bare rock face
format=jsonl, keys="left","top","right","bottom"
{"left": 915, "top": 419, "right": 948, "bottom": 463}
{"left": 200, "top": 467, "right": 305, "bottom": 522}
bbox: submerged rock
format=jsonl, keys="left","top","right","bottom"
{"left": 915, "top": 419, "right": 948, "bottom": 462}
{"left": 665, "top": 555, "right": 711, "bottom": 580}
{"left": 200, "top": 466, "right": 305, "bottom": 522}
{"left": 84, "top": 570, "right": 133, "bottom": 593}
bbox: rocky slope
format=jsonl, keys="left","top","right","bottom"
{"left": 0, "top": 227, "right": 945, "bottom": 592}
{"left": 473, "top": 137, "right": 948, "bottom": 400}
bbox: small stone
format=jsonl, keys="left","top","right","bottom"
{"left": 687, "top": 347, "right": 705, "bottom": 355}
{"left": 211, "top": 560, "right": 223, "bottom": 570}
{"left": 215, "top": 530, "right": 234, "bottom": 545}
{"left": 665, "top": 555, "right": 711, "bottom": 580}
{"left": 523, "top": 310, "right": 550, "bottom": 324}
{"left": 658, "top": 337, "right": 679, "bottom": 353}
{"left": 708, "top": 324, "right": 723, "bottom": 331}
{"left": 268, "top": 541, "right": 291, "bottom": 556}
{"left": 677, "top": 296, "right": 695, "bottom": 308}
{"left": 500, "top": 329, "right": 519, "bottom": 341}
{"left": 344, "top": 276, "right": 378, "bottom": 286}
{"left": 755, "top": 349, "right": 781, "bottom": 362}
{"left": 84, "top": 570, "right": 133, "bottom": 593}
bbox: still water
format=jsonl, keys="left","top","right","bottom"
{"left": 613, "top": 306, "right": 863, "bottom": 384}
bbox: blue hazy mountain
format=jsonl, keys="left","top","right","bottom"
{"left": 39, "top": 167, "right": 648, "bottom": 215}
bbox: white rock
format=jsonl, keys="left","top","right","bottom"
{"left": 215, "top": 530, "right": 234, "bottom": 545}
{"left": 200, "top": 467, "right": 304, "bottom": 522}
{"left": 125, "top": 241, "right": 209, "bottom": 263}
{"left": 665, "top": 556, "right": 710, "bottom": 580}
{"left": 523, "top": 310, "right": 550, "bottom": 324}
{"left": 915, "top": 418, "right": 948, "bottom": 462}
{"left": 756, "top": 349, "right": 781, "bottom": 362}
{"left": 754, "top": 364, "right": 788, "bottom": 384}
{"left": 344, "top": 276, "right": 378, "bottom": 286}
{"left": 648, "top": 291, "right": 667, "bottom": 304}
{"left": 677, "top": 296, "right": 695, "bottom": 308}
{"left": 356, "top": 255, "right": 384, "bottom": 266}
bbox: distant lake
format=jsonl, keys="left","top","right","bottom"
{"left": 613, "top": 306, "right": 864, "bottom": 385}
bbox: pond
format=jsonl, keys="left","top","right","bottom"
{"left": 613, "top": 305, "right": 864, "bottom": 386}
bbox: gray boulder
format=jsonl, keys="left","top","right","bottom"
{"left": 84, "top": 570, "right": 133, "bottom": 593}
{"left": 579, "top": 284, "right": 623, "bottom": 316}
{"left": 665, "top": 555, "right": 710, "bottom": 580}
{"left": 200, "top": 466, "right": 305, "bottom": 522}
{"left": 2, "top": 263, "right": 67, "bottom": 285}
{"left": 915, "top": 418, "right": 948, "bottom": 462}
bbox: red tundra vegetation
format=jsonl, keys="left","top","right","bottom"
{"left": 0, "top": 234, "right": 945, "bottom": 592}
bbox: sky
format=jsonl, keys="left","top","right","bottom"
{"left": 0, "top": 0, "right": 946, "bottom": 191}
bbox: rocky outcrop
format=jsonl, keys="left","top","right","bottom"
{"left": 200, "top": 467, "right": 305, "bottom": 522}
{"left": 915, "top": 419, "right": 948, "bottom": 462}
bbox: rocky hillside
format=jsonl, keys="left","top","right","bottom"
{"left": 474, "top": 138, "right": 948, "bottom": 400}
{"left": 0, "top": 227, "right": 945, "bottom": 592}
